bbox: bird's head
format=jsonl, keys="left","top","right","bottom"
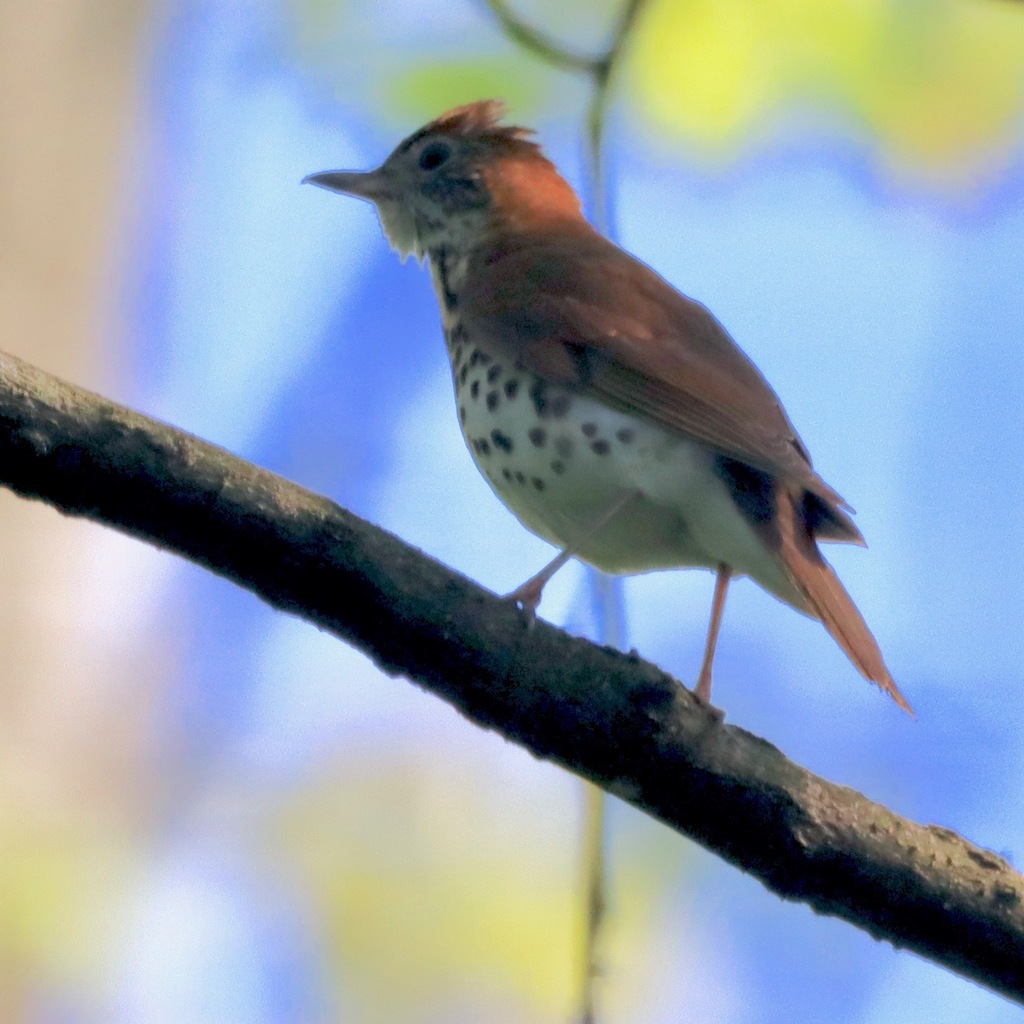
{"left": 304, "top": 100, "right": 583, "bottom": 261}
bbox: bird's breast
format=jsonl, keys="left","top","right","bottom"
{"left": 444, "top": 321, "right": 760, "bottom": 577}
{"left": 432, "top": 257, "right": 800, "bottom": 605}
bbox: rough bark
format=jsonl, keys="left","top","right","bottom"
{"left": 1, "top": 348, "right": 1022, "bottom": 1003}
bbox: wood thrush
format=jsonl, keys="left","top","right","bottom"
{"left": 305, "top": 100, "right": 911, "bottom": 714}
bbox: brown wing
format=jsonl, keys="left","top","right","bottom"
{"left": 461, "top": 224, "right": 862, "bottom": 541}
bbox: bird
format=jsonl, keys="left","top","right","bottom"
{"left": 304, "top": 100, "right": 911, "bottom": 714}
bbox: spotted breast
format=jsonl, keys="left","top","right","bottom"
{"left": 431, "top": 247, "right": 801, "bottom": 607}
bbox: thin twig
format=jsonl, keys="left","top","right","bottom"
{"left": 579, "top": 781, "right": 607, "bottom": 1024}
{"left": 478, "top": 4, "right": 650, "bottom": 1018}
{"left": 574, "top": 2, "right": 648, "bottom": 1013}
{"left": 586, "top": 0, "right": 647, "bottom": 233}
{"left": 480, "top": 0, "right": 596, "bottom": 72}
{"left": 479, "top": 0, "right": 649, "bottom": 234}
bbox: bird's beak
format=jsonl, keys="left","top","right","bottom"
{"left": 301, "top": 168, "right": 392, "bottom": 202}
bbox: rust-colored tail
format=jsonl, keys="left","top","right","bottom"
{"left": 777, "top": 493, "right": 913, "bottom": 715}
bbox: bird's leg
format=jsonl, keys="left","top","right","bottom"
{"left": 694, "top": 565, "right": 732, "bottom": 703}
{"left": 506, "top": 489, "right": 641, "bottom": 616}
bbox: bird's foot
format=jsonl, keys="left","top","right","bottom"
{"left": 691, "top": 671, "right": 725, "bottom": 721}
{"left": 505, "top": 576, "right": 547, "bottom": 622}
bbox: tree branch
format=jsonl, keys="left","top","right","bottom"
{"left": 1, "top": 347, "right": 1022, "bottom": 1003}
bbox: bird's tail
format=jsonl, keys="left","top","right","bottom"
{"left": 777, "top": 493, "right": 913, "bottom": 715}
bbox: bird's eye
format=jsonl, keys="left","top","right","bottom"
{"left": 418, "top": 141, "right": 451, "bottom": 171}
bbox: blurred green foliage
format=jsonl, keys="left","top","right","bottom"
{"left": 272, "top": 746, "right": 681, "bottom": 1022}
{"left": 386, "top": 56, "right": 553, "bottom": 125}
{"left": 290, "top": 0, "right": 1024, "bottom": 185}
{"left": 628, "top": 0, "right": 1024, "bottom": 183}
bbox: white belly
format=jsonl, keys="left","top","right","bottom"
{"left": 448, "top": 339, "right": 803, "bottom": 609}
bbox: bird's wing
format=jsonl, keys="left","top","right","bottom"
{"left": 461, "top": 226, "right": 861, "bottom": 540}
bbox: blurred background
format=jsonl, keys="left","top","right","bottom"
{"left": 2, "top": 0, "right": 1024, "bottom": 1021}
